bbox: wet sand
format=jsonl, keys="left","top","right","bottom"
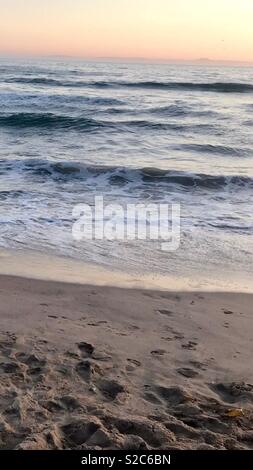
{"left": 0, "top": 274, "right": 253, "bottom": 450}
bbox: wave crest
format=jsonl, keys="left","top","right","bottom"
{"left": 0, "top": 159, "right": 251, "bottom": 191}
{"left": 6, "top": 77, "right": 253, "bottom": 93}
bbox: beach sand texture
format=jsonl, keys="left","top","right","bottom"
{"left": 0, "top": 275, "right": 253, "bottom": 450}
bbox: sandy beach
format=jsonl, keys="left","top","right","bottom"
{"left": 1, "top": 1, "right": 253, "bottom": 459}
{"left": 0, "top": 273, "right": 253, "bottom": 450}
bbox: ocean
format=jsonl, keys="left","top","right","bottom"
{"left": 0, "top": 57, "right": 252, "bottom": 290}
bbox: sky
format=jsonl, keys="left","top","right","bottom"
{"left": 0, "top": 0, "right": 253, "bottom": 62}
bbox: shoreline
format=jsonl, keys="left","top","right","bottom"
{"left": 0, "top": 247, "right": 252, "bottom": 293}
{"left": 0, "top": 273, "right": 252, "bottom": 449}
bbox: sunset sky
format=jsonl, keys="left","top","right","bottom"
{"left": 0, "top": 0, "right": 253, "bottom": 62}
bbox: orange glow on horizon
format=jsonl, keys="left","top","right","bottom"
{"left": 0, "top": 0, "right": 253, "bottom": 63}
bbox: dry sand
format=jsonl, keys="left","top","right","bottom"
{"left": 0, "top": 274, "right": 253, "bottom": 450}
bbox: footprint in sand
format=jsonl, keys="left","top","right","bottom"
{"left": 16, "top": 352, "right": 46, "bottom": 367}
{"left": 77, "top": 342, "right": 94, "bottom": 357}
{"left": 151, "top": 349, "right": 166, "bottom": 357}
{"left": 181, "top": 341, "right": 198, "bottom": 351}
{"left": 76, "top": 360, "right": 102, "bottom": 382}
{"left": 10, "top": 352, "right": 47, "bottom": 379}
{"left": 127, "top": 358, "right": 141, "bottom": 367}
{"left": 37, "top": 339, "right": 48, "bottom": 345}
{"left": 88, "top": 321, "right": 108, "bottom": 327}
{"left": 210, "top": 382, "right": 253, "bottom": 404}
{"left": 144, "top": 391, "right": 164, "bottom": 405}
{"left": 163, "top": 328, "right": 184, "bottom": 341}
{"left": 60, "top": 395, "right": 83, "bottom": 411}
{"left": 65, "top": 350, "right": 80, "bottom": 359}
{"left": 174, "top": 333, "right": 185, "bottom": 340}
{"left": 0, "top": 336, "right": 16, "bottom": 356}
{"left": 98, "top": 379, "right": 126, "bottom": 401}
{"left": 157, "top": 309, "right": 174, "bottom": 317}
{"left": 108, "top": 415, "right": 172, "bottom": 448}
{"left": 126, "top": 359, "right": 141, "bottom": 371}
{"left": 61, "top": 419, "right": 101, "bottom": 446}
{"left": 92, "top": 352, "right": 112, "bottom": 362}
{"left": 177, "top": 368, "right": 199, "bottom": 378}
{"left": 128, "top": 325, "right": 140, "bottom": 331}
{"left": 155, "top": 385, "right": 192, "bottom": 406}
{"left": 189, "top": 360, "right": 207, "bottom": 371}
{"left": 0, "top": 361, "right": 21, "bottom": 374}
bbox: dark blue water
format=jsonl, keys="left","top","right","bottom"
{"left": 0, "top": 58, "right": 252, "bottom": 287}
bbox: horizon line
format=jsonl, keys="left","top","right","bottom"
{"left": 0, "top": 53, "right": 252, "bottom": 66}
